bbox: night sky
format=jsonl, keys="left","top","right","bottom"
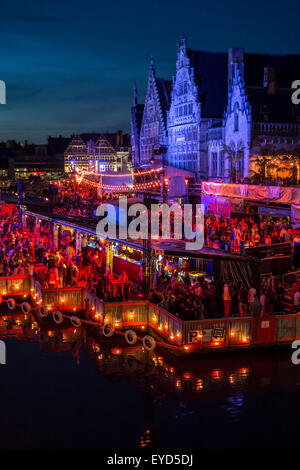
{"left": 1, "top": 0, "right": 300, "bottom": 143}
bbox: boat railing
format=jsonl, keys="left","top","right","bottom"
{"left": 40, "top": 286, "right": 83, "bottom": 312}
{"left": 100, "top": 299, "right": 149, "bottom": 328}
{"left": 2, "top": 277, "right": 300, "bottom": 349}
{"left": 0, "top": 275, "right": 31, "bottom": 296}
{"left": 83, "top": 288, "right": 104, "bottom": 320}
{"left": 147, "top": 302, "right": 184, "bottom": 345}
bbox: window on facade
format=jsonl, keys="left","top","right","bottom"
{"left": 237, "top": 151, "right": 244, "bottom": 174}
{"left": 220, "top": 151, "right": 225, "bottom": 175}
{"left": 212, "top": 152, "right": 218, "bottom": 176}
{"left": 234, "top": 102, "right": 239, "bottom": 132}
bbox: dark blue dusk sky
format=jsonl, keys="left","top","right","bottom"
{"left": 1, "top": 0, "right": 300, "bottom": 143}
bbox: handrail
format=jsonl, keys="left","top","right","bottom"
{"left": 0, "top": 275, "right": 31, "bottom": 295}
{"left": 3, "top": 275, "right": 300, "bottom": 350}
{"left": 0, "top": 275, "right": 29, "bottom": 281}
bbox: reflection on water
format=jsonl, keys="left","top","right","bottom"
{"left": 0, "top": 310, "right": 300, "bottom": 450}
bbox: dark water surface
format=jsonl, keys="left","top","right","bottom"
{"left": 0, "top": 324, "right": 300, "bottom": 450}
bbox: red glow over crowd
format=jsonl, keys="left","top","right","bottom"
{"left": 0, "top": 201, "right": 299, "bottom": 320}
{"left": 204, "top": 213, "right": 293, "bottom": 253}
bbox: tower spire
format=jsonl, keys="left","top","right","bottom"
{"left": 176, "top": 35, "right": 189, "bottom": 69}
{"left": 180, "top": 34, "right": 186, "bottom": 48}
{"left": 150, "top": 56, "right": 155, "bottom": 75}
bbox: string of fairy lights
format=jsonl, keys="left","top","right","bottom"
{"left": 0, "top": 291, "right": 184, "bottom": 352}
{"left": 72, "top": 165, "right": 164, "bottom": 193}
{"left": 72, "top": 165, "right": 163, "bottom": 179}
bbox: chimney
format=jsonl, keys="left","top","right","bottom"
{"left": 263, "top": 67, "right": 276, "bottom": 94}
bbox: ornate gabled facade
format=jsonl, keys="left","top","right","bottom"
{"left": 139, "top": 58, "right": 171, "bottom": 165}
{"left": 167, "top": 37, "right": 201, "bottom": 173}
{"left": 64, "top": 131, "right": 131, "bottom": 173}
{"left": 218, "top": 50, "right": 300, "bottom": 182}
{"left": 222, "top": 48, "right": 252, "bottom": 179}
{"left": 64, "top": 135, "right": 88, "bottom": 171}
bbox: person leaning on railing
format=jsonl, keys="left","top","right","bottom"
{"left": 294, "top": 287, "right": 300, "bottom": 307}
{"left": 249, "top": 293, "right": 262, "bottom": 317}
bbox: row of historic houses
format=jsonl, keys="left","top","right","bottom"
{"left": 131, "top": 37, "right": 300, "bottom": 183}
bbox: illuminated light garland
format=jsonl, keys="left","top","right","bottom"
{"left": 97, "top": 167, "right": 162, "bottom": 178}
{"left": 80, "top": 175, "right": 162, "bottom": 192}
{"left": 101, "top": 181, "right": 161, "bottom": 191}
{"left": 71, "top": 165, "right": 163, "bottom": 194}
{"left": 72, "top": 166, "right": 162, "bottom": 179}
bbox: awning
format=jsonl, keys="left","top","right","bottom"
{"left": 258, "top": 206, "right": 291, "bottom": 218}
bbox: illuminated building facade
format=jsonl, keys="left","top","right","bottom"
{"left": 137, "top": 58, "right": 171, "bottom": 166}
{"left": 132, "top": 37, "right": 300, "bottom": 182}
{"left": 167, "top": 38, "right": 227, "bottom": 178}
{"left": 64, "top": 131, "right": 131, "bottom": 173}
{"left": 213, "top": 49, "right": 300, "bottom": 182}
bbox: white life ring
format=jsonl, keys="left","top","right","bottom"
{"left": 38, "top": 306, "right": 48, "bottom": 318}
{"left": 143, "top": 335, "right": 156, "bottom": 351}
{"left": 53, "top": 310, "right": 63, "bottom": 325}
{"left": 125, "top": 329, "right": 137, "bottom": 345}
{"left": 7, "top": 298, "right": 16, "bottom": 310}
{"left": 21, "top": 302, "right": 31, "bottom": 315}
{"left": 70, "top": 316, "right": 81, "bottom": 328}
{"left": 102, "top": 323, "right": 114, "bottom": 337}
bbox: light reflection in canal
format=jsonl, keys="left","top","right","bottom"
{"left": 1, "top": 310, "right": 300, "bottom": 450}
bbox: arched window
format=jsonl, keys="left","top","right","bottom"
{"left": 234, "top": 102, "right": 239, "bottom": 132}
{"left": 237, "top": 150, "right": 244, "bottom": 174}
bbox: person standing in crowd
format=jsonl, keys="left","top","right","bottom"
{"left": 238, "top": 283, "right": 248, "bottom": 316}
{"left": 260, "top": 290, "right": 267, "bottom": 315}
{"left": 249, "top": 293, "right": 262, "bottom": 317}
{"left": 248, "top": 285, "right": 257, "bottom": 303}
{"left": 294, "top": 286, "right": 300, "bottom": 307}
{"left": 223, "top": 280, "right": 231, "bottom": 317}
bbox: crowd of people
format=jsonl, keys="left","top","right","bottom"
{"left": 204, "top": 214, "right": 293, "bottom": 253}
{"left": 148, "top": 265, "right": 300, "bottom": 320}
{"left": 0, "top": 200, "right": 299, "bottom": 320}
{"left": 150, "top": 270, "right": 216, "bottom": 321}
{"left": 222, "top": 277, "right": 287, "bottom": 318}
{"left": 52, "top": 181, "right": 121, "bottom": 217}
{"left": 53, "top": 182, "right": 98, "bottom": 217}
{"left": 0, "top": 203, "right": 132, "bottom": 303}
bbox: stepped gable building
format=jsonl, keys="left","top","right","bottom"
{"left": 167, "top": 37, "right": 227, "bottom": 177}
{"left": 132, "top": 37, "right": 300, "bottom": 182}
{"left": 136, "top": 58, "right": 172, "bottom": 166}
{"left": 210, "top": 49, "right": 300, "bottom": 181}
{"left": 64, "top": 130, "right": 131, "bottom": 173}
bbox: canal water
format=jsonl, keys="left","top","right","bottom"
{"left": 0, "top": 319, "right": 300, "bottom": 450}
